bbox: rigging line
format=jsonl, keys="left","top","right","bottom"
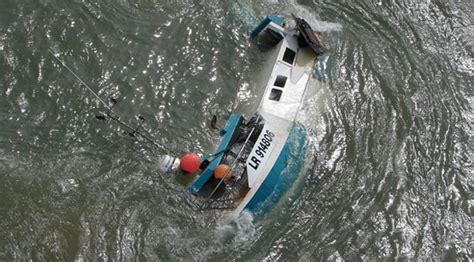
{"left": 48, "top": 48, "right": 169, "bottom": 153}
{"left": 106, "top": 112, "right": 168, "bottom": 151}
{"left": 47, "top": 48, "right": 113, "bottom": 112}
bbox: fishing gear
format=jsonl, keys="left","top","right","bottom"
{"left": 95, "top": 97, "right": 117, "bottom": 120}
{"left": 48, "top": 48, "right": 168, "bottom": 152}
{"left": 128, "top": 115, "right": 145, "bottom": 137}
{"left": 210, "top": 114, "right": 219, "bottom": 130}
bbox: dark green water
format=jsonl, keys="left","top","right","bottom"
{"left": 1, "top": 0, "right": 472, "bottom": 260}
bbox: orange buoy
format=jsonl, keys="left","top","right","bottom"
{"left": 214, "top": 164, "right": 232, "bottom": 182}
{"left": 179, "top": 153, "right": 201, "bottom": 174}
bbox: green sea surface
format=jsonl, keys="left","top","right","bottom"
{"left": 0, "top": 0, "right": 472, "bottom": 260}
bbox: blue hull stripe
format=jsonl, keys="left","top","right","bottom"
{"left": 245, "top": 124, "right": 307, "bottom": 213}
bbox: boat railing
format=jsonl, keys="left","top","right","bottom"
{"left": 199, "top": 116, "right": 261, "bottom": 210}
{"left": 198, "top": 175, "right": 249, "bottom": 210}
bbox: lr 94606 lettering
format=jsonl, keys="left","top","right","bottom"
{"left": 249, "top": 130, "right": 275, "bottom": 170}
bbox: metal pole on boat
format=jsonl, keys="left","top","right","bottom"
{"left": 48, "top": 49, "right": 169, "bottom": 153}
{"left": 48, "top": 49, "right": 113, "bottom": 112}
{"left": 201, "top": 115, "right": 260, "bottom": 209}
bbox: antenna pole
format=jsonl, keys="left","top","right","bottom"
{"left": 48, "top": 48, "right": 169, "bottom": 153}
{"left": 48, "top": 48, "right": 113, "bottom": 112}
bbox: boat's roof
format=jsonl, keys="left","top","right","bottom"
{"left": 258, "top": 31, "right": 317, "bottom": 124}
{"left": 232, "top": 32, "right": 317, "bottom": 214}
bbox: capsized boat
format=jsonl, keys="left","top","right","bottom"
{"left": 189, "top": 14, "right": 325, "bottom": 216}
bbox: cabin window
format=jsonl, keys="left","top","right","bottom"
{"left": 282, "top": 48, "right": 296, "bottom": 64}
{"left": 269, "top": 88, "right": 282, "bottom": 101}
{"left": 274, "top": 75, "right": 287, "bottom": 87}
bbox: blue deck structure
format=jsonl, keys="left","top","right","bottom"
{"left": 250, "top": 16, "right": 285, "bottom": 39}
{"left": 188, "top": 114, "right": 242, "bottom": 194}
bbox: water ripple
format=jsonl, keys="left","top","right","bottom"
{"left": 0, "top": 0, "right": 472, "bottom": 260}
